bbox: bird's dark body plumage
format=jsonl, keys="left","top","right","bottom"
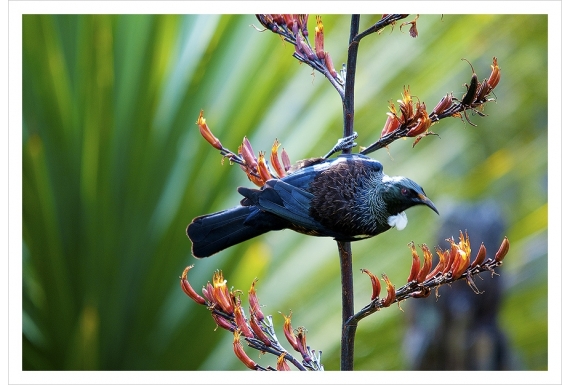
{"left": 187, "top": 154, "right": 438, "bottom": 258}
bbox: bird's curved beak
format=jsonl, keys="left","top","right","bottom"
{"left": 418, "top": 193, "right": 439, "bottom": 215}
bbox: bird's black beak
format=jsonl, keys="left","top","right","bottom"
{"left": 418, "top": 194, "right": 439, "bottom": 215}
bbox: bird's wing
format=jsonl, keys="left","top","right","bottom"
{"left": 239, "top": 179, "right": 322, "bottom": 230}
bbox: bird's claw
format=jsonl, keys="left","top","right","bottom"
{"left": 324, "top": 132, "right": 358, "bottom": 159}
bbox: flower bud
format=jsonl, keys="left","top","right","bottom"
{"left": 249, "top": 313, "right": 272, "bottom": 346}
{"left": 281, "top": 147, "right": 291, "bottom": 172}
{"left": 212, "top": 313, "right": 235, "bottom": 332}
{"left": 432, "top": 93, "right": 453, "bottom": 116}
{"left": 239, "top": 136, "right": 257, "bottom": 171}
{"left": 324, "top": 52, "right": 338, "bottom": 78}
{"left": 234, "top": 300, "right": 254, "bottom": 339}
{"left": 470, "top": 242, "right": 487, "bottom": 268}
{"left": 202, "top": 282, "right": 215, "bottom": 303}
{"left": 494, "top": 236, "right": 509, "bottom": 263}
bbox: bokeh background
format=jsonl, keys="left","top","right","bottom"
{"left": 22, "top": 14, "right": 548, "bottom": 371}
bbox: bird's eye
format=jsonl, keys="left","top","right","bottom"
{"left": 401, "top": 187, "right": 409, "bottom": 196}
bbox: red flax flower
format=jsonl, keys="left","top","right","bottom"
{"left": 180, "top": 265, "right": 206, "bottom": 305}
{"left": 282, "top": 311, "right": 298, "bottom": 351}
{"left": 196, "top": 110, "right": 222, "bottom": 150}
{"left": 256, "top": 152, "right": 273, "bottom": 183}
{"left": 249, "top": 312, "right": 272, "bottom": 346}
{"left": 314, "top": 15, "right": 325, "bottom": 59}
{"left": 270, "top": 139, "right": 287, "bottom": 178}
{"left": 407, "top": 242, "right": 421, "bottom": 282}
{"left": 361, "top": 269, "right": 381, "bottom": 300}
{"left": 277, "top": 353, "right": 291, "bottom": 371}
{"left": 233, "top": 331, "right": 258, "bottom": 370}
{"left": 417, "top": 243, "right": 433, "bottom": 283}
{"left": 488, "top": 56, "right": 501, "bottom": 89}
{"left": 380, "top": 274, "right": 396, "bottom": 306}
{"left": 233, "top": 296, "right": 254, "bottom": 339}
{"left": 248, "top": 278, "right": 265, "bottom": 321}
{"left": 212, "top": 270, "right": 234, "bottom": 315}
{"left": 449, "top": 231, "right": 471, "bottom": 279}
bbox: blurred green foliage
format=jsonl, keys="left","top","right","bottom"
{"left": 23, "top": 14, "right": 547, "bottom": 371}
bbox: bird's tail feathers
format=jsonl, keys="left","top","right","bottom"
{"left": 186, "top": 205, "right": 268, "bottom": 258}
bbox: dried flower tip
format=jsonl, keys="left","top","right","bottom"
{"left": 398, "top": 86, "right": 414, "bottom": 121}
{"left": 295, "top": 327, "right": 311, "bottom": 362}
{"left": 281, "top": 310, "right": 298, "bottom": 351}
{"left": 180, "top": 265, "right": 206, "bottom": 305}
{"left": 400, "top": 14, "right": 419, "bottom": 38}
{"left": 470, "top": 242, "right": 487, "bottom": 268}
{"left": 248, "top": 278, "right": 265, "bottom": 321}
{"left": 212, "top": 270, "right": 234, "bottom": 314}
{"left": 494, "top": 236, "right": 509, "bottom": 262}
{"left": 277, "top": 352, "right": 291, "bottom": 371}
{"left": 196, "top": 110, "right": 223, "bottom": 150}
{"left": 361, "top": 268, "right": 382, "bottom": 300}
{"left": 324, "top": 52, "right": 338, "bottom": 78}
{"left": 270, "top": 139, "right": 287, "bottom": 178}
{"left": 381, "top": 274, "right": 396, "bottom": 306}
{"left": 407, "top": 241, "right": 421, "bottom": 283}
{"left": 314, "top": 15, "right": 325, "bottom": 59}
{"left": 233, "top": 331, "right": 258, "bottom": 370}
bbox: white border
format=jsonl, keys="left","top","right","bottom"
{"left": 7, "top": 1, "right": 564, "bottom": 384}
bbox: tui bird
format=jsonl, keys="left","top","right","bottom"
{"left": 187, "top": 153, "right": 439, "bottom": 258}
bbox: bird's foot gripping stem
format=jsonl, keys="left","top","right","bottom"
{"left": 324, "top": 132, "right": 358, "bottom": 159}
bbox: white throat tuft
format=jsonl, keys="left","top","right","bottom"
{"left": 387, "top": 211, "right": 408, "bottom": 230}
